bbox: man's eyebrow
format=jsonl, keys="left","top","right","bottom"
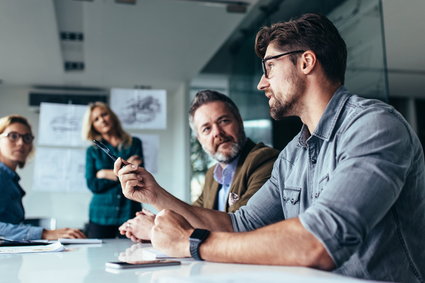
{"left": 216, "top": 114, "right": 232, "bottom": 121}
{"left": 198, "top": 114, "right": 232, "bottom": 129}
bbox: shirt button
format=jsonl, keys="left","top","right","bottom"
{"left": 311, "top": 158, "right": 317, "bottom": 164}
{"left": 117, "top": 194, "right": 121, "bottom": 199}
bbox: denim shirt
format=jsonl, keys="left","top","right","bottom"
{"left": 230, "top": 87, "right": 425, "bottom": 282}
{"left": 0, "top": 162, "right": 43, "bottom": 240}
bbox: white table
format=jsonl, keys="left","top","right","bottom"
{"left": 0, "top": 239, "right": 380, "bottom": 283}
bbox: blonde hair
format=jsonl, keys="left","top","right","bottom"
{"left": 81, "top": 102, "right": 132, "bottom": 147}
{"left": 0, "top": 115, "right": 34, "bottom": 168}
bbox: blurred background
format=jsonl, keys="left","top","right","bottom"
{"left": 0, "top": 0, "right": 423, "bottom": 228}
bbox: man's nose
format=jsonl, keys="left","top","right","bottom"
{"left": 211, "top": 124, "right": 224, "bottom": 138}
{"left": 257, "top": 74, "right": 269, "bottom": 91}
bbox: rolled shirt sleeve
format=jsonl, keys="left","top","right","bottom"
{"left": 230, "top": 158, "right": 285, "bottom": 232}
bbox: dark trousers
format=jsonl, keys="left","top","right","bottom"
{"left": 86, "top": 221, "right": 123, "bottom": 239}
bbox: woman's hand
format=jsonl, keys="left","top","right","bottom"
{"left": 96, "top": 169, "right": 118, "bottom": 181}
{"left": 42, "top": 228, "right": 86, "bottom": 240}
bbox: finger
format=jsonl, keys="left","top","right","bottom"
{"left": 142, "top": 209, "right": 155, "bottom": 217}
{"left": 119, "top": 223, "right": 128, "bottom": 233}
{"left": 119, "top": 172, "right": 140, "bottom": 183}
{"left": 67, "top": 230, "right": 83, "bottom": 239}
{"left": 113, "top": 158, "right": 123, "bottom": 175}
{"left": 123, "top": 163, "right": 138, "bottom": 173}
{"left": 124, "top": 180, "right": 146, "bottom": 194}
{"left": 75, "top": 230, "right": 86, "bottom": 238}
{"left": 130, "top": 235, "right": 140, "bottom": 243}
{"left": 125, "top": 230, "right": 133, "bottom": 240}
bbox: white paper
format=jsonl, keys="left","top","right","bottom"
{"left": 38, "top": 102, "right": 88, "bottom": 147}
{"left": 110, "top": 88, "right": 167, "bottom": 130}
{"left": 0, "top": 241, "right": 64, "bottom": 254}
{"left": 32, "top": 147, "right": 88, "bottom": 192}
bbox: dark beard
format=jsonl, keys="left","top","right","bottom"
{"left": 270, "top": 71, "right": 305, "bottom": 120}
{"left": 270, "top": 97, "right": 300, "bottom": 120}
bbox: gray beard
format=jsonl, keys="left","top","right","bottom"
{"left": 211, "top": 141, "right": 242, "bottom": 164}
{"left": 203, "top": 136, "right": 246, "bottom": 164}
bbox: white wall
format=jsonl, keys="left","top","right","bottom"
{"left": 0, "top": 84, "right": 190, "bottom": 228}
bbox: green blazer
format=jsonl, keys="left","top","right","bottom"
{"left": 193, "top": 138, "right": 279, "bottom": 213}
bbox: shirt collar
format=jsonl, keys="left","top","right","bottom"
{"left": 0, "top": 162, "right": 20, "bottom": 182}
{"left": 298, "top": 86, "right": 351, "bottom": 146}
{"left": 213, "top": 156, "right": 240, "bottom": 186}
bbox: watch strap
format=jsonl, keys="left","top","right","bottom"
{"left": 189, "top": 229, "right": 210, "bottom": 261}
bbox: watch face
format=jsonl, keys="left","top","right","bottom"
{"left": 190, "top": 229, "right": 209, "bottom": 241}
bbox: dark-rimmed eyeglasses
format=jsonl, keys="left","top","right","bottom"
{"left": 0, "top": 131, "right": 34, "bottom": 144}
{"left": 261, "top": 50, "right": 305, "bottom": 79}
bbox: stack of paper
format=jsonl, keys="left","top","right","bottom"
{"left": 0, "top": 241, "right": 64, "bottom": 254}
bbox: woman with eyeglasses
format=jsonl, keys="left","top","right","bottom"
{"left": 82, "top": 102, "right": 144, "bottom": 238}
{"left": 0, "top": 115, "right": 86, "bottom": 240}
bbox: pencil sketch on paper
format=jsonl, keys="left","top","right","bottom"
{"left": 110, "top": 89, "right": 167, "bottom": 130}
{"left": 38, "top": 102, "right": 87, "bottom": 147}
{"left": 121, "top": 95, "right": 161, "bottom": 124}
{"left": 50, "top": 115, "right": 80, "bottom": 133}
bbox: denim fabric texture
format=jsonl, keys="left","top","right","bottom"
{"left": 230, "top": 87, "right": 425, "bottom": 282}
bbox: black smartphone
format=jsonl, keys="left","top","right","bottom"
{"left": 105, "top": 260, "right": 181, "bottom": 269}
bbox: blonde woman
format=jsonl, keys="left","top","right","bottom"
{"left": 82, "top": 102, "right": 144, "bottom": 238}
{"left": 0, "top": 115, "right": 85, "bottom": 240}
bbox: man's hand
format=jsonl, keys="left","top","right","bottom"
{"left": 127, "top": 155, "right": 143, "bottom": 167}
{"left": 114, "top": 158, "right": 161, "bottom": 204}
{"left": 119, "top": 209, "right": 156, "bottom": 242}
{"left": 42, "top": 228, "right": 86, "bottom": 240}
{"left": 151, "top": 209, "right": 193, "bottom": 258}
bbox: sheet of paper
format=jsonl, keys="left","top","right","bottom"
{"left": 38, "top": 102, "right": 88, "bottom": 147}
{"left": 32, "top": 147, "right": 88, "bottom": 192}
{"left": 110, "top": 88, "right": 167, "bottom": 130}
{"left": 0, "top": 241, "right": 64, "bottom": 254}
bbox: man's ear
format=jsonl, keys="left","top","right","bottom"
{"left": 300, "top": 51, "right": 317, "bottom": 75}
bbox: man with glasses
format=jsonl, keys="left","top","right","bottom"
{"left": 115, "top": 13, "right": 425, "bottom": 282}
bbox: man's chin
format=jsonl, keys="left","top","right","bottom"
{"left": 213, "top": 147, "right": 240, "bottom": 164}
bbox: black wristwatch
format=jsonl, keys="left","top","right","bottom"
{"left": 189, "top": 228, "right": 210, "bottom": 261}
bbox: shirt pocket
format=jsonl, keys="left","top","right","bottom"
{"left": 282, "top": 187, "right": 301, "bottom": 219}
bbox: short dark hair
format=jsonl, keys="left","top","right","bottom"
{"left": 255, "top": 13, "right": 347, "bottom": 84}
{"left": 188, "top": 90, "right": 243, "bottom": 132}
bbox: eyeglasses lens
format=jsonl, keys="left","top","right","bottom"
{"left": 5, "top": 132, "right": 34, "bottom": 144}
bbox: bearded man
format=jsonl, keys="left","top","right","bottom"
{"left": 189, "top": 90, "right": 278, "bottom": 212}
